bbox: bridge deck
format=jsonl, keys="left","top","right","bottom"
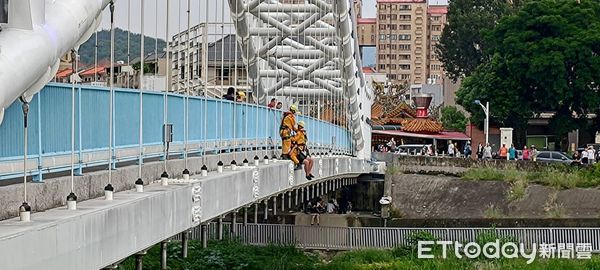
{"left": 0, "top": 156, "right": 369, "bottom": 270}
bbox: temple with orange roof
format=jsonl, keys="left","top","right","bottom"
{"left": 371, "top": 93, "right": 470, "bottom": 153}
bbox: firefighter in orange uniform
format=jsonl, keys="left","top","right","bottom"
{"left": 280, "top": 104, "right": 298, "bottom": 159}
{"left": 290, "top": 121, "right": 315, "bottom": 180}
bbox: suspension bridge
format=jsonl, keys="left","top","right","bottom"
{"left": 0, "top": 0, "right": 374, "bottom": 269}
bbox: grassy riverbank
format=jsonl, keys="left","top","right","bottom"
{"left": 118, "top": 239, "right": 600, "bottom": 270}
{"left": 462, "top": 163, "right": 600, "bottom": 190}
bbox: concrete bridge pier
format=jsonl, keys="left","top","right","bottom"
{"left": 201, "top": 224, "right": 208, "bottom": 248}
{"left": 181, "top": 231, "right": 189, "bottom": 258}
{"left": 160, "top": 241, "right": 168, "bottom": 270}
{"left": 217, "top": 216, "right": 224, "bottom": 240}
{"left": 263, "top": 200, "right": 268, "bottom": 221}
{"left": 232, "top": 211, "right": 238, "bottom": 235}
{"left": 135, "top": 253, "right": 144, "bottom": 270}
{"left": 254, "top": 203, "right": 259, "bottom": 224}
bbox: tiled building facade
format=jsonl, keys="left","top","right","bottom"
{"left": 355, "top": 0, "right": 448, "bottom": 86}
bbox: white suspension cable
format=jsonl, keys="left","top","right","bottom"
{"left": 68, "top": 50, "right": 78, "bottom": 209}
{"left": 183, "top": 0, "right": 191, "bottom": 177}
{"left": 94, "top": 32, "right": 98, "bottom": 83}
{"left": 138, "top": 0, "right": 145, "bottom": 182}
{"left": 220, "top": 0, "right": 226, "bottom": 168}
{"left": 105, "top": 1, "right": 116, "bottom": 200}
{"left": 163, "top": 0, "right": 171, "bottom": 179}
{"left": 126, "top": 0, "right": 131, "bottom": 88}
{"left": 201, "top": 0, "right": 209, "bottom": 172}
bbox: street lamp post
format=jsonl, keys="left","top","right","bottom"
{"left": 474, "top": 100, "right": 490, "bottom": 145}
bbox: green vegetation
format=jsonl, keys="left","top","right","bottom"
{"left": 484, "top": 204, "right": 503, "bottom": 219}
{"left": 385, "top": 165, "right": 400, "bottom": 176}
{"left": 78, "top": 28, "right": 167, "bottom": 66}
{"left": 440, "top": 106, "right": 468, "bottom": 132}
{"left": 461, "top": 164, "right": 600, "bottom": 189}
{"left": 119, "top": 238, "right": 600, "bottom": 270}
{"left": 440, "top": 0, "right": 600, "bottom": 147}
{"left": 118, "top": 240, "right": 320, "bottom": 270}
{"left": 507, "top": 179, "right": 528, "bottom": 201}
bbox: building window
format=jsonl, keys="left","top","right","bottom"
{"left": 398, "top": 34, "right": 411, "bottom": 40}
{"left": 399, "top": 54, "right": 411, "bottom": 60}
{"left": 399, "top": 5, "right": 411, "bottom": 10}
{"left": 217, "top": 68, "right": 230, "bottom": 82}
{"left": 400, "top": 64, "right": 411, "bottom": 70}
{"left": 378, "top": 64, "right": 386, "bottom": 70}
{"left": 399, "top": 15, "right": 411, "bottom": 21}
{"left": 379, "top": 24, "right": 386, "bottom": 30}
{"left": 379, "top": 34, "right": 386, "bottom": 41}
{"left": 399, "top": 25, "right": 411, "bottom": 30}
{"left": 431, "top": 35, "right": 441, "bottom": 41}
{"left": 401, "top": 74, "right": 410, "bottom": 80}
{"left": 379, "top": 14, "right": 386, "bottom": 20}
{"left": 432, "top": 25, "right": 442, "bottom": 31}
{"left": 399, "top": 44, "right": 411, "bottom": 51}
{"left": 378, "top": 54, "right": 386, "bottom": 60}
{"left": 432, "top": 16, "right": 441, "bottom": 21}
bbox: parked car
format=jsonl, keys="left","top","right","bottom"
{"left": 535, "top": 151, "right": 576, "bottom": 164}
{"left": 396, "top": 144, "right": 429, "bottom": 156}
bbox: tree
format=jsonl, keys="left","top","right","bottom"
{"left": 440, "top": 106, "right": 467, "bottom": 132}
{"left": 436, "top": 0, "right": 525, "bottom": 81}
{"left": 456, "top": 0, "right": 600, "bottom": 147}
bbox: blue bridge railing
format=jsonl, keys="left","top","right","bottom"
{"left": 0, "top": 83, "right": 352, "bottom": 181}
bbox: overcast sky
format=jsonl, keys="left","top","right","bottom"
{"left": 100, "top": 0, "right": 449, "bottom": 39}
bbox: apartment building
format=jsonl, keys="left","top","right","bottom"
{"left": 427, "top": 5, "right": 447, "bottom": 84}
{"left": 355, "top": 0, "right": 449, "bottom": 87}
{"left": 170, "top": 23, "right": 247, "bottom": 97}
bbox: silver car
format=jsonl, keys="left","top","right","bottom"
{"left": 535, "top": 151, "right": 574, "bottom": 164}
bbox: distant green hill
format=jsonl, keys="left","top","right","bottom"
{"left": 78, "top": 28, "right": 167, "bottom": 66}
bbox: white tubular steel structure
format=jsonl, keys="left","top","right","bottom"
{"left": 227, "top": 0, "right": 372, "bottom": 158}
{"left": 0, "top": 0, "right": 111, "bottom": 124}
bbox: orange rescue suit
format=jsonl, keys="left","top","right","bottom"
{"left": 290, "top": 129, "right": 307, "bottom": 164}
{"left": 280, "top": 112, "right": 297, "bottom": 156}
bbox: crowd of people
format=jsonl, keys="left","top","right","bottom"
{"left": 305, "top": 197, "right": 352, "bottom": 226}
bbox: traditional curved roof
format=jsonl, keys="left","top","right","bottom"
{"left": 401, "top": 118, "right": 444, "bottom": 133}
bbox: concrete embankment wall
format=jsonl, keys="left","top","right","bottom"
{"left": 379, "top": 154, "right": 600, "bottom": 221}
